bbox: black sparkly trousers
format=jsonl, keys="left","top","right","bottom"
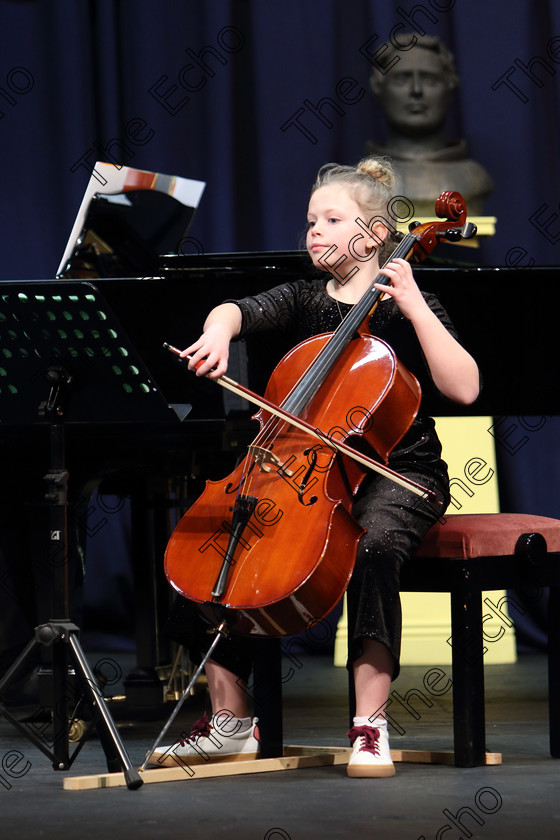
{"left": 165, "top": 451, "right": 449, "bottom": 684}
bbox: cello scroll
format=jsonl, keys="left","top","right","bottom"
{"left": 407, "top": 190, "right": 477, "bottom": 259}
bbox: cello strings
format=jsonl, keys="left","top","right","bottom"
{"left": 234, "top": 233, "right": 417, "bottom": 500}
{"left": 281, "top": 235, "right": 415, "bottom": 416}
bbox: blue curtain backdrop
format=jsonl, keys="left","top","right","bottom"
{"left": 2, "top": 0, "right": 560, "bottom": 276}
{"left": 1, "top": 0, "right": 559, "bottom": 649}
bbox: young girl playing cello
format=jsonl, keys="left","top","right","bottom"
{"left": 149, "top": 155, "right": 479, "bottom": 778}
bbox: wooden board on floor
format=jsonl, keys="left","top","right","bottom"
{"left": 390, "top": 749, "right": 502, "bottom": 766}
{"left": 63, "top": 745, "right": 502, "bottom": 790}
{"left": 63, "top": 745, "right": 352, "bottom": 790}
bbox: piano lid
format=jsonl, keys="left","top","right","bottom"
{"left": 57, "top": 163, "right": 206, "bottom": 279}
{"left": 156, "top": 252, "right": 560, "bottom": 418}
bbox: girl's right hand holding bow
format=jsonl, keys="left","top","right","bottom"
{"left": 180, "top": 302, "right": 242, "bottom": 379}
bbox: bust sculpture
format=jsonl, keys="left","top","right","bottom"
{"left": 367, "top": 36, "right": 494, "bottom": 216}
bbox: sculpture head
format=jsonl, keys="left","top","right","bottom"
{"left": 370, "top": 36, "right": 459, "bottom": 141}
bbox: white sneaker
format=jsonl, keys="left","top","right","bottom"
{"left": 346, "top": 724, "right": 395, "bottom": 778}
{"left": 147, "top": 712, "right": 260, "bottom": 769}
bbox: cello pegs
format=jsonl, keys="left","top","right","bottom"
{"left": 461, "top": 222, "right": 477, "bottom": 239}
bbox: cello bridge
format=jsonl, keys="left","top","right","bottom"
{"left": 248, "top": 445, "right": 293, "bottom": 475}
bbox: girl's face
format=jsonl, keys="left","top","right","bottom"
{"left": 306, "top": 184, "right": 382, "bottom": 276}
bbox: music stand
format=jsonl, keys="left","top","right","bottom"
{"left": 0, "top": 280, "right": 190, "bottom": 789}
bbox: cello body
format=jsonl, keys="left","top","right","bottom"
{"left": 164, "top": 331, "right": 421, "bottom": 636}
{"left": 164, "top": 191, "right": 475, "bottom": 637}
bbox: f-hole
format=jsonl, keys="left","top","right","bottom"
{"left": 298, "top": 448, "right": 318, "bottom": 506}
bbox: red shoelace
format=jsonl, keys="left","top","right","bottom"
{"left": 346, "top": 725, "right": 381, "bottom": 755}
{"left": 178, "top": 712, "right": 213, "bottom": 747}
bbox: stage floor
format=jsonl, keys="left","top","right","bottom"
{"left": 0, "top": 652, "right": 557, "bottom": 839}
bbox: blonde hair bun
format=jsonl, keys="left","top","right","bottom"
{"left": 356, "top": 156, "right": 396, "bottom": 192}
{"left": 312, "top": 155, "right": 397, "bottom": 200}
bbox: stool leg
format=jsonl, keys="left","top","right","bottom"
{"left": 348, "top": 669, "right": 356, "bottom": 727}
{"left": 450, "top": 574, "right": 486, "bottom": 767}
{"left": 252, "top": 638, "right": 283, "bottom": 758}
{"left": 548, "top": 585, "right": 560, "bottom": 758}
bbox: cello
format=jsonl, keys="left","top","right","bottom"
{"left": 164, "top": 191, "right": 476, "bottom": 639}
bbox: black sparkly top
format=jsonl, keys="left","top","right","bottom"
{"left": 226, "top": 276, "right": 462, "bottom": 472}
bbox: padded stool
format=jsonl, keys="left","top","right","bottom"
{"left": 400, "top": 512, "right": 560, "bottom": 766}
{"left": 232, "top": 513, "right": 560, "bottom": 774}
